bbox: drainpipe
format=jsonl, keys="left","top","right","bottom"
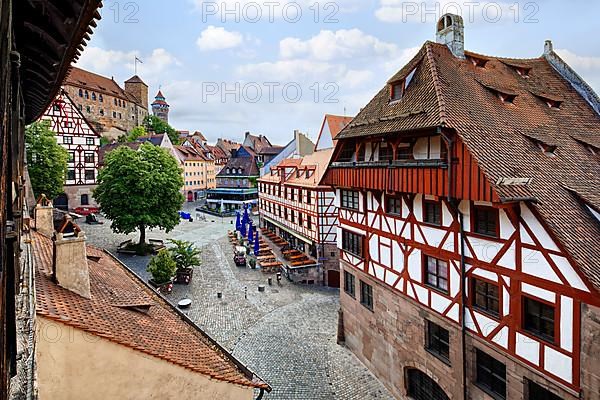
{"left": 441, "top": 128, "right": 467, "bottom": 400}
{"left": 255, "top": 388, "right": 266, "bottom": 400}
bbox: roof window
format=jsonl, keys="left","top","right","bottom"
{"left": 389, "top": 67, "right": 417, "bottom": 102}
{"left": 467, "top": 55, "right": 488, "bottom": 68}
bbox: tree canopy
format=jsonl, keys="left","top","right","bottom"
{"left": 25, "top": 120, "right": 68, "bottom": 200}
{"left": 143, "top": 115, "right": 179, "bottom": 144}
{"left": 93, "top": 143, "right": 184, "bottom": 244}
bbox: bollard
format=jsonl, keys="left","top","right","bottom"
{"left": 258, "top": 285, "right": 265, "bottom": 292}
{"left": 268, "top": 277, "right": 272, "bottom": 286}
{"left": 217, "top": 292, "right": 222, "bottom": 299}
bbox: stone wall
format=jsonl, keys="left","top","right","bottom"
{"left": 63, "top": 184, "right": 98, "bottom": 210}
{"left": 580, "top": 303, "right": 600, "bottom": 399}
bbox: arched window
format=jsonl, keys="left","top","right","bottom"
{"left": 84, "top": 90, "right": 89, "bottom": 99}
{"left": 406, "top": 369, "right": 449, "bottom": 400}
{"left": 78, "top": 88, "right": 83, "bottom": 97}
{"left": 99, "top": 94, "right": 103, "bottom": 102}
{"left": 91, "top": 92, "right": 96, "bottom": 101}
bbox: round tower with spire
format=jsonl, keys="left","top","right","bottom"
{"left": 151, "top": 90, "right": 170, "bottom": 123}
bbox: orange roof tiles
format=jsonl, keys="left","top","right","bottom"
{"left": 32, "top": 231, "right": 269, "bottom": 390}
{"left": 325, "top": 114, "right": 353, "bottom": 139}
{"left": 336, "top": 40, "right": 600, "bottom": 290}
{"left": 66, "top": 66, "right": 145, "bottom": 107}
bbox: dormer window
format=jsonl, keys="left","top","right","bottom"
{"left": 468, "top": 56, "right": 488, "bottom": 68}
{"left": 498, "top": 92, "right": 516, "bottom": 104}
{"left": 515, "top": 67, "right": 531, "bottom": 78}
{"left": 537, "top": 142, "right": 557, "bottom": 157}
{"left": 390, "top": 81, "right": 404, "bottom": 101}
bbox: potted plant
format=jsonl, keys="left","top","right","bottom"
{"left": 168, "top": 239, "right": 201, "bottom": 284}
{"left": 147, "top": 249, "right": 177, "bottom": 294}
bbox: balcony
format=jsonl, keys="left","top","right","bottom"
{"left": 330, "top": 159, "right": 447, "bottom": 169}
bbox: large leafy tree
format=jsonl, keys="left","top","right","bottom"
{"left": 25, "top": 120, "right": 68, "bottom": 200}
{"left": 94, "top": 143, "right": 184, "bottom": 245}
{"left": 143, "top": 115, "right": 179, "bottom": 144}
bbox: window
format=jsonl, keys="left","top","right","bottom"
{"left": 387, "top": 196, "right": 401, "bottom": 215}
{"left": 68, "top": 152, "right": 75, "bottom": 162}
{"left": 342, "top": 230, "right": 363, "bottom": 257}
{"left": 84, "top": 152, "right": 95, "bottom": 163}
{"left": 53, "top": 104, "right": 60, "bottom": 112}
{"left": 424, "top": 200, "right": 442, "bottom": 225}
{"left": 63, "top": 136, "right": 73, "bottom": 144}
{"left": 523, "top": 297, "right": 555, "bottom": 342}
{"left": 344, "top": 271, "right": 355, "bottom": 298}
{"left": 298, "top": 213, "right": 303, "bottom": 226}
{"left": 84, "top": 90, "right": 89, "bottom": 99}
{"left": 426, "top": 320, "right": 450, "bottom": 362}
{"left": 80, "top": 194, "right": 89, "bottom": 206}
{"left": 78, "top": 88, "right": 83, "bottom": 97}
{"left": 91, "top": 92, "right": 96, "bottom": 101}
{"left": 527, "top": 380, "right": 563, "bottom": 400}
{"left": 337, "top": 142, "right": 355, "bottom": 162}
{"left": 406, "top": 369, "right": 449, "bottom": 400}
{"left": 341, "top": 190, "right": 359, "bottom": 210}
{"left": 86, "top": 105, "right": 91, "bottom": 113}
{"left": 118, "top": 113, "right": 122, "bottom": 119}
{"left": 391, "top": 81, "right": 405, "bottom": 101}
{"left": 424, "top": 255, "right": 449, "bottom": 293}
{"left": 298, "top": 189, "right": 303, "bottom": 203}
{"left": 99, "top": 94, "right": 103, "bottom": 102}
{"left": 113, "top": 111, "right": 117, "bottom": 118}
{"left": 290, "top": 189, "right": 295, "bottom": 201}
{"left": 360, "top": 281, "right": 373, "bottom": 310}
{"left": 290, "top": 210, "right": 295, "bottom": 223}
{"left": 476, "top": 349, "right": 506, "bottom": 399}
{"left": 66, "top": 169, "right": 75, "bottom": 181}
{"left": 472, "top": 278, "right": 500, "bottom": 317}
{"left": 84, "top": 170, "right": 95, "bottom": 181}
{"left": 86, "top": 137, "right": 94, "bottom": 145}
{"left": 379, "top": 142, "right": 393, "bottom": 161}
{"left": 473, "top": 206, "right": 498, "bottom": 237}
{"left": 307, "top": 216, "right": 312, "bottom": 230}
{"left": 99, "top": 109, "right": 104, "bottom": 116}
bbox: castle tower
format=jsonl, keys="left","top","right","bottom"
{"left": 124, "top": 75, "right": 149, "bottom": 109}
{"left": 151, "top": 90, "right": 170, "bottom": 123}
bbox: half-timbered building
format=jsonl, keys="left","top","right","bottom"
{"left": 323, "top": 14, "right": 600, "bottom": 400}
{"left": 41, "top": 89, "right": 101, "bottom": 212}
{"left": 258, "top": 115, "right": 350, "bottom": 287}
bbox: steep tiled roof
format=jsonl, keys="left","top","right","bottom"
{"left": 175, "top": 145, "right": 208, "bottom": 161}
{"left": 98, "top": 142, "right": 142, "bottom": 165}
{"left": 124, "top": 75, "right": 146, "bottom": 85}
{"left": 207, "top": 145, "right": 228, "bottom": 160}
{"left": 260, "top": 149, "right": 334, "bottom": 188}
{"left": 65, "top": 66, "right": 145, "bottom": 108}
{"left": 217, "top": 150, "right": 259, "bottom": 177}
{"left": 325, "top": 114, "right": 354, "bottom": 139}
{"left": 336, "top": 40, "right": 600, "bottom": 290}
{"left": 137, "top": 134, "right": 165, "bottom": 146}
{"left": 32, "top": 231, "right": 269, "bottom": 390}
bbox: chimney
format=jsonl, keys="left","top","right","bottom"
{"left": 52, "top": 215, "right": 91, "bottom": 299}
{"left": 544, "top": 40, "right": 553, "bottom": 55}
{"left": 436, "top": 13, "right": 465, "bottom": 59}
{"left": 34, "top": 194, "right": 54, "bottom": 237}
{"left": 245, "top": 131, "right": 250, "bottom": 138}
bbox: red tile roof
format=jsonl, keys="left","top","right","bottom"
{"left": 336, "top": 41, "right": 600, "bottom": 290}
{"left": 32, "top": 231, "right": 269, "bottom": 390}
{"left": 325, "top": 114, "right": 353, "bottom": 139}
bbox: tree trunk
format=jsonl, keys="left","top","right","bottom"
{"left": 138, "top": 224, "right": 146, "bottom": 245}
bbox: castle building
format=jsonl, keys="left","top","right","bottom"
{"left": 151, "top": 90, "right": 170, "bottom": 123}
{"left": 258, "top": 115, "right": 350, "bottom": 287}
{"left": 40, "top": 89, "right": 101, "bottom": 213}
{"left": 62, "top": 66, "right": 149, "bottom": 140}
{"left": 323, "top": 14, "right": 600, "bottom": 400}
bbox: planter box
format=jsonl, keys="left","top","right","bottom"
{"left": 148, "top": 278, "right": 174, "bottom": 294}
{"left": 175, "top": 268, "right": 194, "bottom": 285}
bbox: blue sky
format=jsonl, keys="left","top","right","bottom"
{"left": 77, "top": 0, "right": 600, "bottom": 145}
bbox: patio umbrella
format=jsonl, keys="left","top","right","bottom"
{"left": 242, "top": 204, "right": 249, "bottom": 224}
{"left": 254, "top": 232, "right": 260, "bottom": 256}
{"left": 235, "top": 211, "right": 241, "bottom": 231}
{"left": 240, "top": 221, "right": 247, "bottom": 238}
{"left": 247, "top": 222, "right": 254, "bottom": 243}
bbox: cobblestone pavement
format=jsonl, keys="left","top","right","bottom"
{"left": 83, "top": 205, "right": 394, "bottom": 400}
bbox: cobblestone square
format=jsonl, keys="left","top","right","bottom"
{"left": 83, "top": 205, "right": 394, "bottom": 400}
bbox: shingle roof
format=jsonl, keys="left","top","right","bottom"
{"left": 98, "top": 142, "right": 142, "bottom": 165}
{"left": 217, "top": 150, "right": 259, "bottom": 177}
{"left": 325, "top": 114, "right": 354, "bottom": 139}
{"left": 336, "top": 41, "right": 600, "bottom": 291}
{"left": 175, "top": 145, "right": 208, "bottom": 161}
{"left": 260, "top": 149, "right": 334, "bottom": 189}
{"left": 32, "top": 231, "right": 269, "bottom": 390}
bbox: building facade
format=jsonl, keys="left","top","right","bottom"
{"left": 174, "top": 145, "right": 216, "bottom": 201}
{"left": 41, "top": 89, "right": 101, "bottom": 212}
{"left": 207, "top": 146, "right": 259, "bottom": 212}
{"left": 62, "top": 66, "right": 149, "bottom": 140}
{"left": 323, "top": 15, "right": 600, "bottom": 400}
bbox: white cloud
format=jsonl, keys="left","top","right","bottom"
{"left": 280, "top": 29, "right": 399, "bottom": 61}
{"left": 196, "top": 25, "right": 243, "bottom": 51}
{"left": 76, "top": 47, "right": 180, "bottom": 79}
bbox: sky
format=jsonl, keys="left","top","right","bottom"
{"left": 76, "top": 0, "right": 600, "bottom": 145}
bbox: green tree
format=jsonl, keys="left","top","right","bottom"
{"left": 25, "top": 121, "right": 69, "bottom": 200}
{"left": 126, "top": 125, "right": 147, "bottom": 142}
{"left": 168, "top": 239, "right": 201, "bottom": 270}
{"left": 143, "top": 115, "right": 179, "bottom": 144}
{"left": 93, "top": 143, "right": 184, "bottom": 245}
{"left": 147, "top": 249, "right": 177, "bottom": 284}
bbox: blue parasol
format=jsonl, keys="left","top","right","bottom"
{"left": 240, "top": 221, "right": 247, "bottom": 237}
{"left": 254, "top": 232, "right": 260, "bottom": 256}
{"left": 247, "top": 222, "right": 254, "bottom": 243}
{"left": 235, "top": 211, "right": 241, "bottom": 231}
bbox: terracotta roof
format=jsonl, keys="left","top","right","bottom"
{"left": 259, "top": 145, "right": 284, "bottom": 155}
{"left": 98, "top": 142, "right": 142, "bottom": 165}
{"left": 260, "top": 149, "right": 334, "bottom": 188}
{"left": 217, "top": 149, "right": 259, "bottom": 177}
{"left": 207, "top": 145, "right": 228, "bottom": 160}
{"left": 65, "top": 66, "right": 145, "bottom": 108}
{"left": 175, "top": 145, "right": 208, "bottom": 161}
{"left": 32, "top": 231, "right": 269, "bottom": 390}
{"left": 216, "top": 139, "right": 241, "bottom": 154}
{"left": 325, "top": 114, "right": 353, "bottom": 139}
{"left": 124, "top": 75, "right": 146, "bottom": 85}
{"left": 336, "top": 40, "right": 600, "bottom": 290}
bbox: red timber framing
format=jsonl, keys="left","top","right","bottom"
{"left": 328, "top": 130, "right": 599, "bottom": 394}
{"left": 40, "top": 89, "right": 101, "bottom": 186}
